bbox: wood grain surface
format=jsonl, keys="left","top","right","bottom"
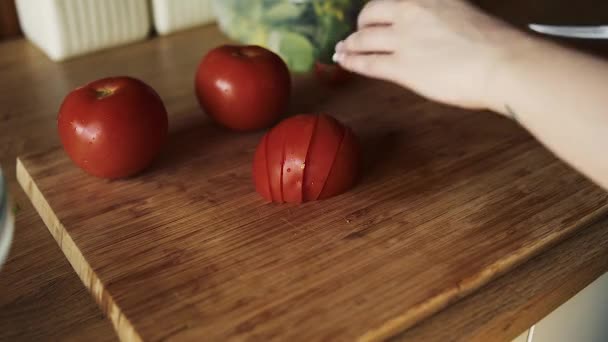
{"left": 394, "top": 217, "right": 608, "bottom": 342}
{"left": 16, "top": 55, "right": 608, "bottom": 341}
{"left": 2, "top": 0, "right": 608, "bottom": 340}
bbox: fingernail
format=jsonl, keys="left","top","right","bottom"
{"left": 332, "top": 52, "right": 343, "bottom": 63}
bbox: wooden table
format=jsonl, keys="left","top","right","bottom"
{"left": 1, "top": 1, "right": 608, "bottom": 341}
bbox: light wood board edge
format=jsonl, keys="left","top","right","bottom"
{"left": 16, "top": 158, "right": 141, "bottom": 342}
{"left": 361, "top": 207, "right": 608, "bottom": 342}
{"left": 392, "top": 219, "right": 608, "bottom": 342}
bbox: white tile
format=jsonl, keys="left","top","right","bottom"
{"left": 16, "top": 0, "right": 151, "bottom": 61}
{"left": 151, "top": 0, "right": 215, "bottom": 35}
{"left": 531, "top": 273, "right": 608, "bottom": 342}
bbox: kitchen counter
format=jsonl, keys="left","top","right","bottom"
{"left": 1, "top": 1, "right": 608, "bottom": 340}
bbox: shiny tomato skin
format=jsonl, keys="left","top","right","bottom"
{"left": 318, "top": 126, "right": 360, "bottom": 200}
{"left": 58, "top": 76, "right": 168, "bottom": 179}
{"left": 266, "top": 122, "right": 287, "bottom": 202}
{"left": 252, "top": 134, "right": 272, "bottom": 202}
{"left": 253, "top": 114, "right": 359, "bottom": 203}
{"left": 281, "top": 115, "right": 317, "bottom": 203}
{"left": 195, "top": 45, "right": 291, "bottom": 131}
{"left": 302, "top": 115, "right": 345, "bottom": 201}
{"left": 314, "top": 62, "right": 353, "bottom": 86}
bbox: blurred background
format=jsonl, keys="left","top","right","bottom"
{"left": 1, "top": 0, "right": 607, "bottom": 68}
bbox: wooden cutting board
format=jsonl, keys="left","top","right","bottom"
{"left": 17, "top": 76, "right": 608, "bottom": 342}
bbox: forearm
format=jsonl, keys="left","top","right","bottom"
{"left": 489, "top": 36, "right": 608, "bottom": 190}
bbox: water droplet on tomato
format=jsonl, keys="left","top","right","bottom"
{"left": 286, "top": 168, "right": 291, "bottom": 173}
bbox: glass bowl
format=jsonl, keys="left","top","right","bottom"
{"left": 0, "top": 167, "right": 14, "bottom": 269}
{"left": 213, "top": 0, "right": 367, "bottom": 72}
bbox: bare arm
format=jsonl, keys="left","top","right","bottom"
{"left": 489, "top": 38, "right": 608, "bottom": 190}
{"left": 334, "top": 0, "right": 608, "bottom": 190}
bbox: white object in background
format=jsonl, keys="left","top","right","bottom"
{"left": 512, "top": 326, "right": 535, "bottom": 342}
{"left": 530, "top": 273, "right": 608, "bottom": 342}
{"left": 0, "top": 167, "right": 15, "bottom": 270}
{"left": 15, "top": 0, "right": 151, "bottom": 61}
{"left": 151, "top": 0, "right": 215, "bottom": 35}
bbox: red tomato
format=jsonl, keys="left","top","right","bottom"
{"left": 281, "top": 115, "right": 316, "bottom": 203}
{"left": 252, "top": 114, "right": 360, "bottom": 203}
{"left": 302, "top": 115, "right": 344, "bottom": 201}
{"left": 195, "top": 45, "right": 291, "bottom": 131}
{"left": 319, "top": 127, "right": 360, "bottom": 199}
{"left": 314, "top": 61, "right": 353, "bottom": 86}
{"left": 58, "top": 76, "right": 168, "bottom": 179}
{"left": 266, "top": 123, "right": 287, "bottom": 202}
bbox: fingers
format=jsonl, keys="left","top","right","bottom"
{"left": 358, "top": 0, "right": 399, "bottom": 28}
{"left": 333, "top": 52, "right": 396, "bottom": 82}
{"left": 336, "top": 25, "right": 395, "bottom": 54}
{"left": 332, "top": 0, "right": 403, "bottom": 81}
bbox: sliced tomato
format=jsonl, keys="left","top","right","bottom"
{"left": 319, "top": 126, "right": 360, "bottom": 200}
{"left": 253, "top": 114, "right": 359, "bottom": 203}
{"left": 302, "top": 115, "right": 345, "bottom": 201}
{"left": 266, "top": 123, "right": 286, "bottom": 202}
{"left": 252, "top": 134, "right": 272, "bottom": 202}
{"left": 281, "top": 115, "right": 317, "bottom": 203}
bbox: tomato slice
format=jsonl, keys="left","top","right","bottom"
{"left": 281, "top": 115, "right": 317, "bottom": 203}
{"left": 266, "top": 123, "right": 286, "bottom": 202}
{"left": 253, "top": 134, "right": 272, "bottom": 201}
{"left": 302, "top": 115, "right": 344, "bottom": 202}
{"left": 318, "top": 126, "right": 360, "bottom": 200}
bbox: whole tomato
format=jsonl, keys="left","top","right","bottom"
{"left": 253, "top": 114, "right": 360, "bottom": 203}
{"left": 58, "top": 76, "right": 168, "bottom": 179}
{"left": 195, "top": 45, "right": 291, "bottom": 131}
{"left": 314, "top": 61, "right": 353, "bottom": 86}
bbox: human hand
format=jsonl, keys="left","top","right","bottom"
{"left": 333, "top": 0, "right": 526, "bottom": 110}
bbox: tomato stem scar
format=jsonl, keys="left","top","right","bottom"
{"left": 94, "top": 86, "right": 118, "bottom": 99}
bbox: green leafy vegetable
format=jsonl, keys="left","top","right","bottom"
{"left": 269, "top": 30, "right": 315, "bottom": 71}
{"left": 214, "top": 0, "right": 367, "bottom": 72}
{"left": 264, "top": 2, "right": 307, "bottom": 22}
